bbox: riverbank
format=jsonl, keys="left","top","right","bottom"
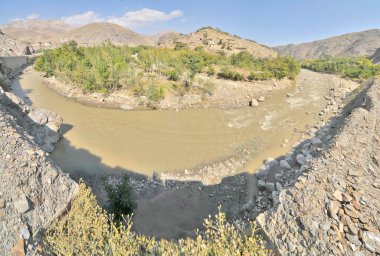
{"left": 0, "top": 87, "right": 78, "bottom": 255}
{"left": 36, "top": 65, "right": 294, "bottom": 110}
{"left": 254, "top": 77, "right": 380, "bottom": 255}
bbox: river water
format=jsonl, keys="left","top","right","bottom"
{"left": 12, "top": 69, "right": 330, "bottom": 178}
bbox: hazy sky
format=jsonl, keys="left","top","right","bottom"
{"left": 1, "top": 0, "right": 379, "bottom": 46}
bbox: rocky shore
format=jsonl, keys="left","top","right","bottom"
{"left": 254, "top": 78, "right": 380, "bottom": 255}
{"left": 0, "top": 87, "right": 78, "bottom": 256}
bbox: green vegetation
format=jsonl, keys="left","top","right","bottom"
{"left": 301, "top": 56, "right": 380, "bottom": 80}
{"left": 34, "top": 41, "right": 300, "bottom": 103}
{"left": 104, "top": 174, "right": 136, "bottom": 221}
{"left": 43, "top": 182, "right": 272, "bottom": 255}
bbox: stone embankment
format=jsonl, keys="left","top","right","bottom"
{"left": 0, "top": 60, "right": 78, "bottom": 255}
{"left": 255, "top": 78, "right": 380, "bottom": 255}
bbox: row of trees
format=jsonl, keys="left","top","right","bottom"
{"left": 301, "top": 56, "right": 380, "bottom": 80}
{"left": 35, "top": 41, "right": 301, "bottom": 99}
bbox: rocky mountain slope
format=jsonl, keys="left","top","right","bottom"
{"left": 0, "top": 31, "right": 32, "bottom": 57}
{"left": 62, "top": 22, "right": 155, "bottom": 46}
{"left": 371, "top": 48, "right": 380, "bottom": 63}
{"left": 276, "top": 29, "right": 380, "bottom": 59}
{"left": 0, "top": 19, "right": 71, "bottom": 45}
{"left": 160, "top": 27, "right": 278, "bottom": 57}
{"left": 256, "top": 78, "right": 380, "bottom": 255}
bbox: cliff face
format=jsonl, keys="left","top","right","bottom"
{"left": 0, "top": 64, "right": 78, "bottom": 255}
{"left": 256, "top": 78, "right": 380, "bottom": 255}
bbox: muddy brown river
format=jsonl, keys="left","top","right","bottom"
{"left": 12, "top": 69, "right": 329, "bottom": 178}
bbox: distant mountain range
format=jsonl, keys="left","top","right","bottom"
{"left": 0, "top": 19, "right": 379, "bottom": 61}
{"left": 276, "top": 29, "right": 380, "bottom": 59}
{"left": 0, "top": 19, "right": 278, "bottom": 58}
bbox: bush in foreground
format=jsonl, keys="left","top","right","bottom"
{"left": 43, "top": 182, "right": 272, "bottom": 255}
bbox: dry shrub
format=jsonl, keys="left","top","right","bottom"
{"left": 43, "top": 182, "right": 272, "bottom": 256}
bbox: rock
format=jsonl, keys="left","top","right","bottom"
{"left": 265, "top": 158, "right": 279, "bottom": 168}
{"left": 305, "top": 154, "right": 313, "bottom": 162}
{"left": 344, "top": 204, "right": 360, "bottom": 219}
{"left": 265, "top": 182, "right": 275, "bottom": 192}
{"left": 280, "top": 159, "right": 292, "bottom": 169}
{"left": 333, "top": 190, "right": 343, "bottom": 202}
{"left": 296, "top": 154, "right": 306, "bottom": 165}
{"left": 257, "top": 179, "right": 266, "bottom": 190}
{"left": 319, "top": 221, "right": 331, "bottom": 231}
{"left": 0, "top": 199, "right": 5, "bottom": 209}
{"left": 20, "top": 226, "right": 30, "bottom": 240}
{"left": 28, "top": 110, "right": 48, "bottom": 125}
{"left": 249, "top": 99, "right": 259, "bottom": 107}
{"left": 257, "top": 96, "right": 265, "bottom": 102}
{"left": 341, "top": 193, "right": 352, "bottom": 202}
{"left": 346, "top": 234, "right": 362, "bottom": 246}
{"left": 311, "top": 137, "right": 323, "bottom": 148}
{"left": 328, "top": 200, "right": 340, "bottom": 216}
{"left": 275, "top": 182, "right": 283, "bottom": 191}
{"left": 362, "top": 231, "right": 380, "bottom": 254}
{"left": 347, "top": 222, "right": 358, "bottom": 235}
{"left": 12, "top": 239, "right": 25, "bottom": 256}
{"left": 120, "top": 104, "right": 134, "bottom": 111}
{"left": 13, "top": 194, "right": 30, "bottom": 214}
{"left": 272, "top": 191, "right": 280, "bottom": 206}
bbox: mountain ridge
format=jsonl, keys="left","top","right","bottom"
{"left": 276, "top": 29, "right": 380, "bottom": 59}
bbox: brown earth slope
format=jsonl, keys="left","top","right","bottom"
{"left": 276, "top": 29, "right": 380, "bottom": 59}
{"left": 160, "top": 27, "right": 278, "bottom": 57}
{"left": 61, "top": 22, "right": 154, "bottom": 46}
{"left": 0, "top": 19, "right": 71, "bottom": 45}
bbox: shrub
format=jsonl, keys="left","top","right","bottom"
{"left": 217, "top": 68, "right": 244, "bottom": 81}
{"left": 104, "top": 174, "right": 136, "bottom": 220}
{"left": 147, "top": 85, "right": 165, "bottom": 102}
{"left": 206, "top": 66, "right": 216, "bottom": 76}
{"left": 301, "top": 57, "right": 380, "bottom": 80}
{"left": 174, "top": 42, "right": 187, "bottom": 50}
{"left": 43, "top": 182, "right": 272, "bottom": 256}
{"left": 165, "top": 69, "right": 180, "bottom": 81}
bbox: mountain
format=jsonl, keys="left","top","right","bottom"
{"left": 160, "top": 27, "right": 278, "bottom": 58}
{"left": 61, "top": 22, "right": 154, "bottom": 46}
{"left": 276, "top": 29, "right": 380, "bottom": 59}
{"left": 0, "top": 30, "right": 32, "bottom": 56}
{"left": 0, "top": 19, "right": 71, "bottom": 45}
{"left": 371, "top": 48, "right": 380, "bottom": 63}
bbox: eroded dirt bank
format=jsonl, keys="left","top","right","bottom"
{"left": 255, "top": 78, "right": 380, "bottom": 255}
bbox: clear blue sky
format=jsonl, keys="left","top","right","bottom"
{"left": 1, "top": 0, "right": 379, "bottom": 46}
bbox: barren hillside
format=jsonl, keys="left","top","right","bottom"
{"left": 0, "top": 31, "right": 31, "bottom": 56}
{"left": 276, "top": 29, "right": 380, "bottom": 59}
{"left": 61, "top": 22, "right": 154, "bottom": 46}
{"left": 371, "top": 48, "right": 380, "bottom": 63}
{"left": 160, "top": 27, "right": 278, "bottom": 58}
{"left": 0, "top": 19, "right": 71, "bottom": 45}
